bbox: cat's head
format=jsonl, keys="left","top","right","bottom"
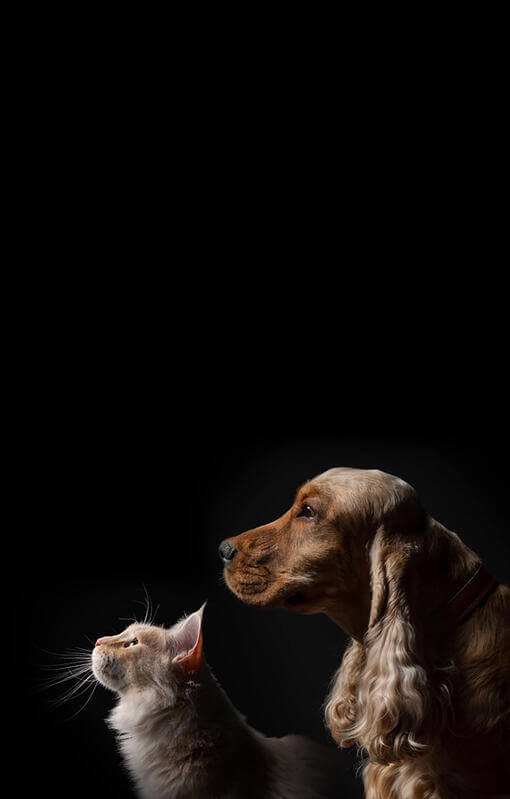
{"left": 92, "top": 603, "right": 206, "bottom": 697}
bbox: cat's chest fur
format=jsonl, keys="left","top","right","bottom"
{"left": 109, "top": 681, "right": 269, "bottom": 799}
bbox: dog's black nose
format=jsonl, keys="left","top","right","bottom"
{"left": 219, "top": 540, "right": 237, "bottom": 563}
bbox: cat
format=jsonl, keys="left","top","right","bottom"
{"left": 92, "top": 604, "right": 344, "bottom": 799}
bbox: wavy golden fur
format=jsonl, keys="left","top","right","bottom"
{"left": 222, "top": 468, "right": 510, "bottom": 798}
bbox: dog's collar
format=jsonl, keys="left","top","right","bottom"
{"left": 423, "top": 563, "right": 499, "bottom": 635}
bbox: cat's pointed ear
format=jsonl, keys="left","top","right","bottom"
{"left": 171, "top": 602, "right": 206, "bottom": 672}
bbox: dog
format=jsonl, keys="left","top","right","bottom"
{"left": 219, "top": 467, "right": 510, "bottom": 798}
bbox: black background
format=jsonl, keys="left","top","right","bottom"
{"left": 18, "top": 418, "right": 510, "bottom": 799}
{"left": 11, "top": 20, "right": 508, "bottom": 796}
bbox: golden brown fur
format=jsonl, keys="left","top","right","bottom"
{"left": 222, "top": 468, "right": 510, "bottom": 798}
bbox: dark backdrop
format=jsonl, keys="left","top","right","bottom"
{"left": 18, "top": 426, "right": 509, "bottom": 799}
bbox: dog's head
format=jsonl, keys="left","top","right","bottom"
{"left": 219, "top": 467, "right": 426, "bottom": 638}
{"left": 220, "top": 466, "right": 468, "bottom": 761}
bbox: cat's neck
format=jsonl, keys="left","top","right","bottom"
{"left": 109, "top": 660, "right": 268, "bottom": 798}
{"left": 111, "top": 660, "right": 245, "bottom": 736}
{"left": 168, "top": 662, "right": 249, "bottom": 745}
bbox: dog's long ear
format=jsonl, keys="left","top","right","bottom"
{"left": 325, "top": 637, "right": 365, "bottom": 749}
{"left": 326, "top": 527, "right": 450, "bottom": 763}
{"left": 356, "top": 532, "right": 435, "bottom": 763}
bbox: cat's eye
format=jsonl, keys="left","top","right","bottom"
{"left": 124, "top": 638, "right": 138, "bottom": 647}
{"left": 297, "top": 504, "right": 315, "bottom": 519}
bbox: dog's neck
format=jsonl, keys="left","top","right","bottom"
{"left": 413, "top": 519, "right": 491, "bottom": 632}
{"left": 422, "top": 562, "right": 498, "bottom": 635}
{"left": 327, "top": 609, "right": 368, "bottom": 641}
{"left": 326, "top": 592, "right": 371, "bottom": 641}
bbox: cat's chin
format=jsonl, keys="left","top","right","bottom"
{"left": 94, "top": 673, "right": 121, "bottom": 692}
{"left": 93, "top": 671, "right": 121, "bottom": 692}
{"left": 92, "top": 658, "right": 125, "bottom": 693}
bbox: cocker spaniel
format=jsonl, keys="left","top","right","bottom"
{"left": 219, "top": 468, "right": 510, "bottom": 798}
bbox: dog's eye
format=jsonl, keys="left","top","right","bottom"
{"left": 124, "top": 638, "right": 138, "bottom": 648}
{"left": 297, "top": 504, "right": 315, "bottom": 519}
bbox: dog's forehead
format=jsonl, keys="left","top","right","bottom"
{"left": 303, "top": 468, "right": 418, "bottom": 518}
{"left": 295, "top": 480, "right": 325, "bottom": 501}
{"left": 312, "top": 467, "right": 402, "bottom": 490}
{"left": 294, "top": 478, "right": 340, "bottom": 512}
{"left": 315, "top": 467, "right": 374, "bottom": 483}
{"left": 303, "top": 467, "right": 365, "bottom": 494}
{"left": 299, "top": 468, "right": 401, "bottom": 503}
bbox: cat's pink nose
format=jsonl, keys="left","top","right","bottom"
{"left": 95, "top": 639, "right": 102, "bottom": 647}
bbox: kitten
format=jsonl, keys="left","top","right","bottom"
{"left": 92, "top": 604, "right": 343, "bottom": 799}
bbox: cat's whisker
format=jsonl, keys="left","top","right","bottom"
{"left": 63, "top": 679, "right": 99, "bottom": 722}
{"left": 37, "top": 663, "right": 93, "bottom": 694}
{"left": 130, "top": 585, "right": 159, "bottom": 626}
{"left": 149, "top": 603, "right": 160, "bottom": 626}
{"left": 132, "top": 598, "right": 150, "bottom": 625}
{"left": 40, "top": 655, "right": 92, "bottom": 668}
{"left": 37, "top": 655, "right": 92, "bottom": 673}
{"left": 38, "top": 668, "right": 91, "bottom": 687}
{"left": 51, "top": 672, "right": 96, "bottom": 707}
{"left": 142, "top": 583, "right": 152, "bottom": 625}
{"left": 43, "top": 666, "right": 91, "bottom": 688}
{"left": 36, "top": 641, "right": 95, "bottom": 707}
{"left": 36, "top": 645, "right": 93, "bottom": 660}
